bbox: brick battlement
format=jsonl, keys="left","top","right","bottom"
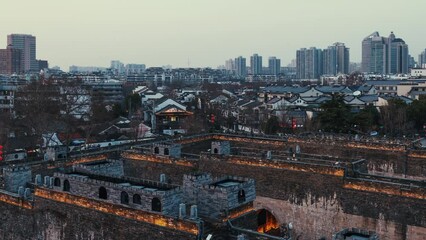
{"left": 53, "top": 172, "right": 182, "bottom": 196}
{"left": 183, "top": 173, "right": 212, "bottom": 181}
{"left": 122, "top": 152, "right": 194, "bottom": 167}
{"left": 75, "top": 159, "right": 121, "bottom": 169}
{"left": 3, "top": 166, "right": 31, "bottom": 172}
{"left": 175, "top": 133, "right": 415, "bottom": 154}
{"left": 220, "top": 155, "right": 346, "bottom": 177}
{"left": 0, "top": 189, "right": 33, "bottom": 209}
{"left": 34, "top": 187, "right": 200, "bottom": 236}
{"left": 343, "top": 178, "right": 426, "bottom": 200}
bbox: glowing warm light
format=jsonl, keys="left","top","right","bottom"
{"left": 34, "top": 187, "right": 199, "bottom": 235}
{"left": 408, "top": 152, "right": 426, "bottom": 159}
{"left": 66, "top": 155, "right": 108, "bottom": 166}
{"left": 257, "top": 210, "right": 279, "bottom": 233}
{"left": 345, "top": 143, "right": 405, "bottom": 152}
{"left": 122, "top": 152, "right": 194, "bottom": 167}
{"left": 224, "top": 203, "right": 255, "bottom": 222}
{"left": 228, "top": 157, "right": 345, "bottom": 176}
{"left": 344, "top": 181, "right": 425, "bottom": 200}
{"left": 176, "top": 134, "right": 414, "bottom": 155}
{"left": 0, "top": 192, "right": 33, "bottom": 209}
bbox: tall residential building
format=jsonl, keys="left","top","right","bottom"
{"left": 408, "top": 55, "right": 416, "bottom": 69}
{"left": 387, "top": 32, "right": 409, "bottom": 74}
{"left": 126, "top": 64, "right": 146, "bottom": 75}
{"left": 0, "top": 45, "right": 23, "bottom": 74}
{"left": 323, "top": 43, "right": 350, "bottom": 75}
{"left": 234, "top": 56, "right": 247, "bottom": 77}
{"left": 111, "top": 60, "right": 125, "bottom": 75}
{"left": 268, "top": 57, "right": 281, "bottom": 75}
{"left": 418, "top": 49, "right": 426, "bottom": 68}
{"left": 362, "top": 31, "right": 409, "bottom": 74}
{"left": 225, "top": 59, "right": 235, "bottom": 71}
{"left": 37, "top": 60, "right": 49, "bottom": 71}
{"left": 296, "top": 47, "right": 323, "bottom": 79}
{"left": 7, "top": 34, "right": 37, "bottom": 72}
{"left": 250, "top": 54, "right": 262, "bottom": 75}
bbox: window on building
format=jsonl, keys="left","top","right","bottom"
{"left": 99, "top": 187, "right": 108, "bottom": 199}
{"left": 164, "top": 148, "right": 169, "bottom": 155}
{"left": 121, "top": 191, "right": 129, "bottom": 205}
{"left": 152, "top": 197, "right": 162, "bottom": 212}
{"left": 154, "top": 147, "right": 159, "bottom": 154}
{"left": 133, "top": 194, "right": 141, "bottom": 205}
{"left": 63, "top": 180, "right": 70, "bottom": 192}
{"left": 238, "top": 189, "right": 246, "bottom": 203}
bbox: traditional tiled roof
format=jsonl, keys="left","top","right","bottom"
{"left": 263, "top": 86, "right": 309, "bottom": 94}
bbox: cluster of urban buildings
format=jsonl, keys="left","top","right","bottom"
{"left": 2, "top": 31, "right": 425, "bottom": 84}
{"left": 223, "top": 31, "right": 423, "bottom": 81}
{"left": 224, "top": 55, "right": 282, "bottom": 78}
{"left": 0, "top": 34, "right": 48, "bottom": 74}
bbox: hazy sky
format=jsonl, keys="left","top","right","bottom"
{"left": 1, "top": 0, "right": 425, "bottom": 70}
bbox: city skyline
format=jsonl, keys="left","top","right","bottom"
{"left": 0, "top": 0, "right": 425, "bottom": 70}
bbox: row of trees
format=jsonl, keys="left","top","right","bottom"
{"left": 260, "top": 94, "right": 426, "bottom": 137}
{"left": 0, "top": 80, "right": 120, "bottom": 149}
{"left": 317, "top": 95, "right": 426, "bottom": 136}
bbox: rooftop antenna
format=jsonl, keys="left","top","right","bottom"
{"left": 187, "top": 58, "right": 191, "bottom": 68}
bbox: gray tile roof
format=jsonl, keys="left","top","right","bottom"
{"left": 263, "top": 86, "right": 309, "bottom": 94}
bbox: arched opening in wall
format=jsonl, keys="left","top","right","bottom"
{"left": 53, "top": 178, "right": 61, "bottom": 187}
{"left": 63, "top": 180, "right": 70, "bottom": 192}
{"left": 257, "top": 209, "right": 280, "bottom": 236}
{"left": 99, "top": 187, "right": 108, "bottom": 199}
{"left": 121, "top": 191, "right": 129, "bottom": 205}
{"left": 151, "top": 197, "right": 162, "bottom": 212}
{"left": 213, "top": 148, "right": 218, "bottom": 154}
{"left": 164, "top": 148, "right": 169, "bottom": 155}
{"left": 238, "top": 189, "right": 246, "bottom": 203}
{"left": 154, "top": 147, "right": 159, "bottom": 154}
{"left": 133, "top": 194, "right": 141, "bottom": 205}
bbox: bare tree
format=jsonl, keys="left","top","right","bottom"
{"left": 14, "top": 80, "right": 61, "bottom": 147}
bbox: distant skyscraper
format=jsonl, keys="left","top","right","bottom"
{"left": 268, "top": 57, "right": 281, "bottom": 76}
{"left": 125, "top": 64, "right": 146, "bottom": 75}
{"left": 387, "top": 32, "right": 409, "bottom": 74}
{"left": 323, "top": 42, "right": 350, "bottom": 75}
{"left": 225, "top": 59, "right": 235, "bottom": 71}
{"left": 362, "top": 32, "right": 385, "bottom": 74}
{"left": 408, "top": 55, "right": 416, "bottom": 69}
{"left": 296, "top": 47, "right": 323, "bottom": 79}
{"left": 234, "top": 56, "right": 247, "bottom": 77}
{"left": 362, "top": 31, "right": 409, "bottom": 74}
{"left": 111, "top": 60, "right": 125, "bottom": 75}
{"left": 0, "top": 44, "right": 23, "bottom": 74}
{"left": 419, "top": 49, "right": 426, "bottom": 68}
{"left": 250, "top": 54, "right": 262, "bottom": 75}
{"left": 37, "top": 60, "right": 49, "bottom": 71}
{"left": 7, "top": 34, "right": 37, "bottom": 72}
